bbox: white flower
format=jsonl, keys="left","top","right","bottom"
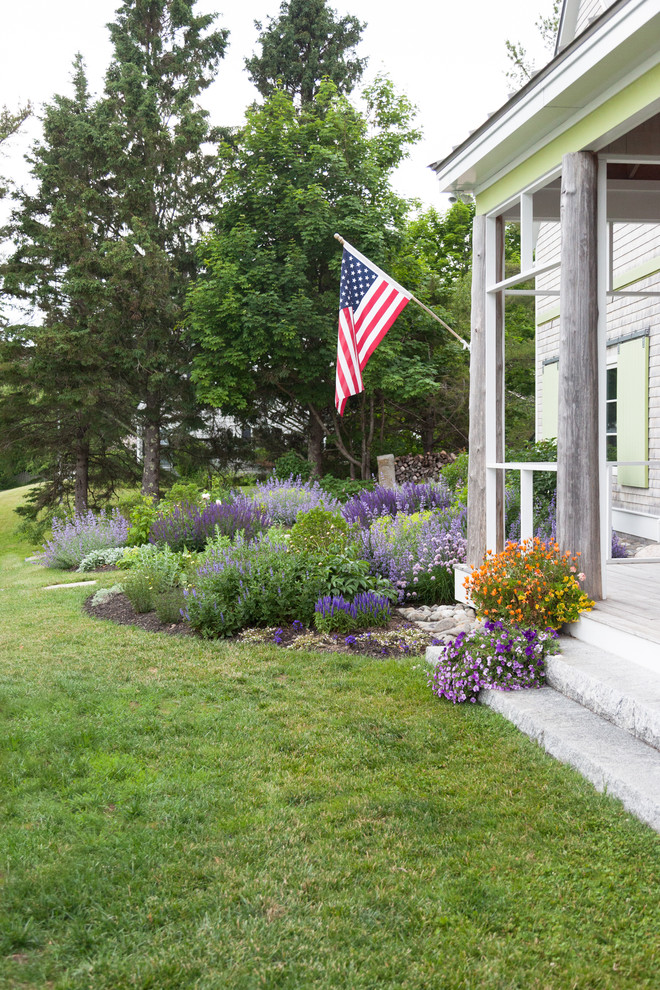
{"left": 201, "top": 492, "right": 211, "bottom": 500}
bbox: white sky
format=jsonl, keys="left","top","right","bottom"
{"left": 0, "top": 0, "right": 553, "bottom": 209}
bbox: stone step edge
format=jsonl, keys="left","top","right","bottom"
{"left": 479, "top": 686, "right": 660, "bottom": 834}
{"left": 545, "top": 652, "right": 660, "bottom": 753}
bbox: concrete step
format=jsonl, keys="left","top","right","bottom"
{"left": 547, "top": 636, "right": 660, "bottom": 752}
{"left": 425, "top": 635, "right": 660, "bottom": 832}
{"left": 480, "top": 685, "right": 660, "bottom": 833}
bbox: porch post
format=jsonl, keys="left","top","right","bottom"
{"left": 467, "top": 215, "right": 487, "bottom": 567}
{"left": 557, "top": 151, "right": 603, "bottom": 599}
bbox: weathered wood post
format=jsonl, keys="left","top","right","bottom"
{"left": 557, "top": 151, "right": 603, "bottom": 599}
{"left": 467, "top": 214, "right": 487, "bottom": 567}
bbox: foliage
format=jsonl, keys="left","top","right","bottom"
{"left": 341, "top": 481, "right": 451, "bottom": 528}
{"left": 122, "top": 570, "right": 156, "bottom": 614}
{"left": 186, "top": 76, "right": 420, "bottom": 477}
{"left": 359, "top": 509, "right": 466, "bottom": 604}
{"left": 149, "top": 497, "right": 268, "bottom": 552}
{"left": 121, "top": 543, "right": 192, "bottom": 614}
{"left": 1, "top": 2, "right": 230, "bottom": 507}
{"left": 127, "top": 496, "right": 158, "bottom": 546}
{"left": 504, "top": 0, "right": 561, "bottom": 89}
{"left": 313, "top": 550, "right": 396, "bottom": 601}
{"left": 316, "top": 474, "right": 375, "bottom": 502}
{"left": 0, "top": 58, "right": 138, "bottom": 515}
{"left": 183, "top": 533, "right": 330, "bottom": 637}
{"left": 428, "top": 620, "right": 558, "bottom": 704}
{"left": 287, "top": 506, "right": 351, "bottom": 555}
{"left": 465, "top": 537, "right": 595, "bottom": 629}
{"left": 252, "top": 477, "right": 340, "bottom": 526}
{"left": 245, "top": 0, "right": 366, "bottom": 106}
{"left": 39, "top": 509, "right": 129, "bottom": 569}
{"left": 272, "top": 452, "right": 313, "bottom": 482}
{"left": 77, "top": 547, "right": 127, "bottom": 572}
{"left": 314, "top": 592, "right": 391, "bottom": 634}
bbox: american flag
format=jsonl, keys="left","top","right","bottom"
{"left": 335, "top": 241, "right": 411, "bottom": 415}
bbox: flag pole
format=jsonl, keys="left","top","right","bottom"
{"left": 334, "top": 233, "right": 470, "bottom": 351}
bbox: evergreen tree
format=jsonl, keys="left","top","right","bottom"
{"left": 245, "top": 0, "right": 366, "bottom": 106}
{"left": 99, "top": 0, "right": 229, "bottom": 496}
{"left": 0, "top": 58, "right": 135, "bottom": 513}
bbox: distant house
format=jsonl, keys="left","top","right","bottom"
{"left": 431, "top": 0, "right": 660, "bottom": 599}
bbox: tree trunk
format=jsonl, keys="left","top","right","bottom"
{"left": 141, "top": 406, "right": 161, "bottom": 498}
{"left": 74, "top": 431, "right": 89, "bottom": 516}
{"left": 307, "top": 410, "right": 324, "bottom": 476}
{"left": 421, "top": 410, "right": 435, "bottom": 453}
{"left": 557, "top": 151, "right": 602, "bottom": 599}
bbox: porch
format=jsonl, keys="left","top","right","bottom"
{"left": 567, "top": 557, "right": 660, "bottom": 668}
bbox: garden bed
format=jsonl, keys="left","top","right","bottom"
{"left": 82, "top": 592, "right": 435, "bottom": 656}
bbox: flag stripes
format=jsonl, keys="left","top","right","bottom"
{"left": 335, "top": 242, "right": 410, "bottom": 415}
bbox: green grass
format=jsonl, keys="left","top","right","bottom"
{"left": 0, "top": 486, "right": 659, "bottom": 989}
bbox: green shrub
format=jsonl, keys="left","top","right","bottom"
{"left": 315, "top": 551, "right": 396, "bottom": 601}
{"left": 78, "top": 547, "right": 127, "bottom": 572}
{"left": 440, "top": 452, "right": 468, "bottom": 506}
{"left": 127, "top": 496, "right": 157, "bottom": 546}
{"left": 273, "top": 452, "right": 313, "bottom": 482}
{"left": 288, "top": 506, "right": 351, "bottom": 555}
{"left": 183, "top": 535, "right": 330, "bottom": 638}
{"left": 317, "top": 475, "right": 375, "bottom": 503}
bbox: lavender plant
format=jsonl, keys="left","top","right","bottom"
{"left": 428, "top": 620, "right": 558, "bottom": 704}
{"left": 39, "top": 509, "right": 130, "bottom": 569}
{"left": 149, "top": 497, "right": 268, "bottom": 551}
{"left": 341, "top": 481, "right": 451, "bottom": 529}
{"left": 314, "top": 592, "right": 391, "bottom": 634}
{"left": 359, "top": 509, "right": 467, "bottom": 604}
{"left": 251, "top": 477, "right": 340, "bottom": 526}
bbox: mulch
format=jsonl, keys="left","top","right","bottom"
{"left": 82, "top": 592, "right": 430, "bottom": 656}
{"left": 82, "top": 592, "right": 195, "bottom": 637}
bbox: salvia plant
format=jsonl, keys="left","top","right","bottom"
{"left": 428, "top": 620, "right": 558, "bottom": 704}
{"left": 314, "top": 592, "right": 392, "bottom": 634}
{"left": 39, "top": 509, "right": 130, "bottom": 569}
{"left": 341, "top": 481, "right": 451, "bottom": 528}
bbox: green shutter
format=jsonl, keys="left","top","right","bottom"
{"left": 617, "top": 336, "right": 649, "bottom": 488}
{"left": 542, "top": 361, "right": 559, "bottom": 440}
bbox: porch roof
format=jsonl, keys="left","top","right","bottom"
{"left": 430, "top": 0, "right": 660, "bottom": 211}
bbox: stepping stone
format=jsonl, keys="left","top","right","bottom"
{"left": 44, "top": 580, "right": 97, "bottom": 590}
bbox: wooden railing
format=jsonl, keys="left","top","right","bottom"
{"left": 487, "top": 460, "right": 659, "bottom": 563}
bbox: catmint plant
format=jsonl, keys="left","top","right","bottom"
{"left": 40, "top": 509, "right": 130, "bottom": 569}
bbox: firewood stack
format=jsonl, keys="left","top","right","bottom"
{"left": 394, "top": 451, "right": 458, "bottom": 484}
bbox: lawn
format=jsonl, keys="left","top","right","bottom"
{"left": 1, "top": 485, "right": 659, "bottom": 989}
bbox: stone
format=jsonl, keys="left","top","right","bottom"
{"left": 635, "top": 543, "right": 660, "bottom": 559}
{"left": 377, "top": 454, "right": 396, "bottom": 489}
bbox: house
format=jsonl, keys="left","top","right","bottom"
{"left": 431, "top": 0, "right": 660, "bottom": 602}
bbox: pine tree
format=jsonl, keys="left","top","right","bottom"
{"left": 1, "top": 58, "right": 134, "bottom": 514}
{"left": 99, "top": 0, "right": 229, "bottom": 496}
{"left": 245, "top": 0, "right": 366, "bottom": 106}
